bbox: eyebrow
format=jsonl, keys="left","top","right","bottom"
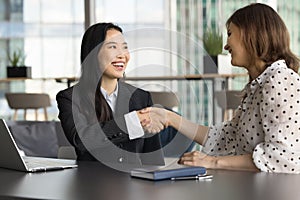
{"left": 104, "top": 41, "right": 128, "bottom": 45}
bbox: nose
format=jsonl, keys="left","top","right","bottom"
{"left": 115, "top": 46, "right": 129, "bottom": 58}
{"left": 116, "top": 48, "right": 126, "bottom": 58}
{"left": 116, "top": 52, "right": 125, "bottom": 58}
{"left": 224, "top": 44, "right": 229, "bottom": 51}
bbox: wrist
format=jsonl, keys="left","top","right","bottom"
{"left": 165, "top": 110, "right": 172, "bottom": 127}
{"left": 167, "top": 110, "right": 179, "bottom": 128}
{"left": 212, "top": 156, "right": 219, "bottom": 169}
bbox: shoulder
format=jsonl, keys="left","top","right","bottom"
{"left": 56, "top": 85, "right": 75, "bottom": 100}
{"left": 269, "top": 60, "right": 298, "bottom": 76}
{"left": 261, "top": 60, "right": 300, "bottom": 85}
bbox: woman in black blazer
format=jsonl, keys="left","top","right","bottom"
{"left": 56, "top": 23, "right": 164, "bottom": 170}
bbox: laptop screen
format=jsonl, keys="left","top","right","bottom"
{"left": 0, "top": 119, "right": 28, "bottom": 171}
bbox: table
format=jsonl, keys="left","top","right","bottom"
{"left": 0, "top": 161, "right": 299, "bottom": 200}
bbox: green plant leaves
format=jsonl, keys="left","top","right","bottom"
{"left": 7, "top": 49, "right": 26, "bottom": 67}
{"left": 203, "top": 29, "right": 223, "bottom": 56}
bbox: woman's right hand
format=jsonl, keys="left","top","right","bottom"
{"left": 137, "top": 107, "right": 168, "bottom": 134}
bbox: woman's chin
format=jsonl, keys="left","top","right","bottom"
{"left": 231, "top": 60, "right": 239, "bottom": 67}
{"left": 116, "top": 73, "right": 125, "bottom": 79}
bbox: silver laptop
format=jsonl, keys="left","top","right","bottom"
{"left": 0, "top": 119, "right": 77, "bottom": 172}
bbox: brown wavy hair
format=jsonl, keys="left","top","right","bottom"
{"left": 226, "top": 3, "right": 299, "bottom": 73}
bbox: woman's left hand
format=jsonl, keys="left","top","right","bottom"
{"left": 178, "top": 151, "right": 217, "bottom": 169}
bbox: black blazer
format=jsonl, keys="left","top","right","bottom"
{"left": 56, "top": 81, "right": 163, "bottom": 167}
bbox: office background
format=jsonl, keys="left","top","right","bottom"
{"left": 0, "top": 0, "right": 300, "bottom": 125}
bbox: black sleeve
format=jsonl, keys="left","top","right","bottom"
{"left": 56, "top": 89, "right": 131, "bottom": 154}
{"left": 56, "top": 86, "right": 163, "bottom": 163}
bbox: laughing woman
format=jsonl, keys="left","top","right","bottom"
{"left": 56, "top": 23, "right": 165, "bottom": 169}
{"left": 142, "top": 3, "right": 300, "bottom": 173}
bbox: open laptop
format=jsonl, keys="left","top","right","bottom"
{"left": 0, "top": 119, "right": 77, "bottom": 172}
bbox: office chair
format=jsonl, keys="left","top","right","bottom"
{"left": 5, "top": 93, "right": 51, "bottom": 121}
{"left": 215, "top": 90, "right": 242, "bottom": 121}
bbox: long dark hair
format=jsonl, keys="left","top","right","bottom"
{"left": 226, "top": 3, "right": 299, "bottom": 73}
{"left": 78, "top": 23, "right": 123, "bottom": 122}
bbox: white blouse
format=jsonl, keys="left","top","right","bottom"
{"left": 202, "top": 60, "right": 300, "bottom": 173}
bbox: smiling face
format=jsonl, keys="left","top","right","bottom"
{"left": 224, "top": 22, "right": 250, "bottom": 69}
{"left": 98, "top": 29, "right": 130, "bottom": 81}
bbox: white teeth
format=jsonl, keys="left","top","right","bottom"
{"left": 113, "top": 62, "right": 124, "bottom": 66}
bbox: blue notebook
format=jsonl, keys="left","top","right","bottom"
{"left": 131, "top": 165, "right": 206, "bottom": 181}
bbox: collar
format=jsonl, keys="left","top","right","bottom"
{"left": 100, "top": 83, "right": 119, "bottom": 99}
{"left": 248, "top": 60, "right": 287, "bottom": 90}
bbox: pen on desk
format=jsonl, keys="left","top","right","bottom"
{"left": 171, "top": 176, "right": 199, "bottom": 181}
{"left": 197, "top": 175, "right": 213, "bottom": 180}
{"left": 171, "top": 174, "right": 213, "bottom": 181}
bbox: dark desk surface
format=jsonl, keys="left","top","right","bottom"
{"left": 0, "top": 161, "right": 299, "bottom": 200}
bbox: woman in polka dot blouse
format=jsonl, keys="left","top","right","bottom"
{"left": 141, "top": 3, "right": 300, "bottom": 173}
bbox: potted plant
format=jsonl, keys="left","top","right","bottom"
{"left": 202, "top": 29, "right": 223, "bottom": 73}
{"left": 7, "top": 49, "right": 32, "bottom": 78}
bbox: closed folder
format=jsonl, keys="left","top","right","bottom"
{"left": 131, "top": 165, "right": 206, "bottom": 181}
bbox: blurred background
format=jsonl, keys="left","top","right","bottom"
{"left": 0, "top": 0, "right": 299, "bottom": 125}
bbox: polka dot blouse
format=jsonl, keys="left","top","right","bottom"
{"left": 202, "top": 60, "right": 300, "bottom": 173}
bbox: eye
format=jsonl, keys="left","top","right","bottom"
{"left": 227, "top": 32, "right": 231, "bottom": 37}
{"left": 108, "top": 45, "right": 117, "bottom": 49}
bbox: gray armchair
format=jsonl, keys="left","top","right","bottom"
{"left": 6, "top": 120, "right": 76, "bottom": 159}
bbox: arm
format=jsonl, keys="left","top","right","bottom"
{"left": 141, "top": 107, "right": 210, "bottom": 145}
{"left": 56, "top": 89, "right": 130, "bottom": 150}
{"left": 215, "top": 154, "right": 259, "bottom": 171}
{"left": 179, "top": 151, "right": 259, "bottom": 171}
{"left": 152, "top": 107, "right": 257, "bottom": 170}
{"left": 57, "top": 86, "right": 162, "bottom": 150}
{"left": 252, "top": 68, "right": 300, "bottom": 173}
{"left": 167, "top": 110, "right": 209, "bottom": 145}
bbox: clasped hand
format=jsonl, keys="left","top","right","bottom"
{"left": 137, "top": 107, "right": 168, "bottom": 134}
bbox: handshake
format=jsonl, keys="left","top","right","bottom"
{"left": 137, "top": 107, "right": 171, "bottom": 134}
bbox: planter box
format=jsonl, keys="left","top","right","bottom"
{"left": 7, "top": 66, "right": 32, "bottom": 78}
{"left": 203, "top": 55, "right": 218, "bottom": 74}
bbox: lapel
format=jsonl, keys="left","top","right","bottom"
{"left": 114, "top": 81, "right": 132, "bottom": 118}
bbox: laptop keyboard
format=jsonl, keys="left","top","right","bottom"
{"left": 23, "top": 157, "right": 71, "bottom": 169}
